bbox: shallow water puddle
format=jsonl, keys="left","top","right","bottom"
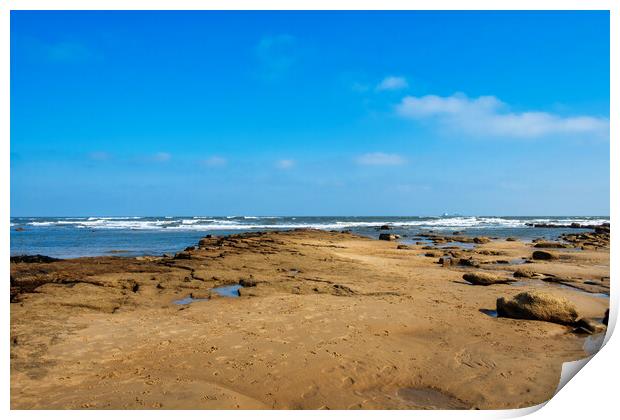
{"left": 479, "top": 309, "right": 498, "bottom": 318}
{"left": 173, "top": 296, "right": 209, "bottom": 305}
{"left": 173, "top": 284, "right": 243, "bottom": 304}
{"left": 397, "top": 387, "right": 469, "bottom": 409}
{"left": 437, "top": 242, "right": 476, "bottom": 250}
{"left": 212, "top": 284, "right": 243, "bottom": 297}
{"left": 557, "top": 283, "right": 609, "bottom": 298}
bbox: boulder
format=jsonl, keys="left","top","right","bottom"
{"left": 473, "top": 237, "right": 491, "bottom": 244}
{"left": 397, "top": 244, "right": 410, "bottom": 250}
{"left": 496, "top": 291, "right": 579, "bottom": 325}
{"left": 505, "top": 237, "right": 517, "bottom": 242}
{"left": 463, "top": 272, "right": 513, "bottom": 286}
{"left": 379, "top": 233, "right": 397, "bottom": 241}
{"left": 603, "top": 309, "right": 609, "bottom": 326}
{"left": 379, "top": 225, "right": 392, "bottom": 230}
{"left": 532, "top": 250, "right": 558, "bottom": 260}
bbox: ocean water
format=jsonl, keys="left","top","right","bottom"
{"left": 10, "top": 216, "right": 609, "bottom": 259}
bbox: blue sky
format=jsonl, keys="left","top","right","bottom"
{"left": 10, "top": 11, "right": 610, "bottom": 216}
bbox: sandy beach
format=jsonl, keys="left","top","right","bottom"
{"left": 10, "top": 227, "right": 609, "bottom": 409}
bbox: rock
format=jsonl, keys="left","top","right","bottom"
{"left": 239, "top": 278, "right": 258, "bottom": 287}
{"left": 379, "top": 234, "right": 397, "bottom": 241}
{"left": 379, "top": 225, "right": 392, "bottom": 230}
{"left": 496, "top": 291, "right": 579, "bottom": 325}
{"left": 532, "top": 250, "right": 558, "bottom": 260}
{"left": 603, "top": 309, "right": 609, "bottom": 326}
{"left": 174, "top": 251, "right": 192, "bottom": 260}
{"left": 162, "top": 253, "right": 173, "bottom": 258}
{"left": 473, "top": 237, "right": 491, "bottom": 244}
{"left": 573, "top": 318, "right": 606, "bottom": 335}
{"left": 10, "top": 254, "right": 62, "bottom": 263}
{"left": 513, "top": 268, "right": 539, "bottom": 278}
{"left": 14, "top": 227, "right": 25, "bottom": 232}
{"left": 397, "top": 244, "right": 410, "bottom": 250}
{"left": 425, "top": 251, "right": 443, "bottom": 257}
{"left": 505, "top": 237, "right": 517, "bottom": 241}
{"left": 570, "top": 222, "right": 582, "bottom": 228}
{"left": 463, "top": 272, "right": 513, "bottom": 286}
{"left": 438, "top": 256, "right": 455, "bottom": 267}
{"left": 458, "top": 258, "right": 480, "bottom": 268}
{"left": 534, "top": 242, "right": 567, "bottom": 249}
{"left": 595, "top": 225, "right": 610, "bottom": 234}
{"left": 198, "top": 235, "right": 214, "bottom": 246}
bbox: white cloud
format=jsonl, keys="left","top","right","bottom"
{"left": 202, "top": 156, "right": 227, "bottom": 167}
{"left": 276, "top": 159, "right": 295, "bottom": 169}
{"left": 356, "top": 152, "right": 406, "bottom": 166}
{"left": 151, "top": 152, "right": 172, "bottom": 162}
{"left": 377, "top": 76, "right": 408, "bottom": 91}
{"left": 396, "top": 93, "right": 609, "bottom": 139}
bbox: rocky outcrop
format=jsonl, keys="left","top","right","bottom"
{"left": 10, "top": 255, "right": 62, "bottom": 263}
{"left": 533, "top": 242, "right": 568, "bottom": 249}
{"left": 496, "top": 291, "right": 579, "bottom": 325}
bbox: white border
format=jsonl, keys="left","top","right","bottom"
{"left": 1, "top": 2, "right": 616, "bottom": 420}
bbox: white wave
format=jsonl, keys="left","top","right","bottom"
{"left": 23, "top": 216, "right": 609, "bottom": 231}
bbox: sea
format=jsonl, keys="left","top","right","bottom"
{"left": 10, "top": 216, "right": 609, "bottom": 259}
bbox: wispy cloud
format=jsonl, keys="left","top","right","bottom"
{"left": 150, "top": 152, "right": 172, "bottom": 162}
{"left": 87, "top": 151, "right": 111, "bottom": 161}
{"left": 201, "top": 156, "right": 227, "bottom": 167}
{"left": 377, "top": 76, "right": 408, "bottom": 91}
{"left": 256, "top": 34, "right": 297, "bottom": 80}
{"left": 276, "top": 159, "right": 295, "bottom": 169}
{"left": 396, "top": 93, "right": 609, "bottom": 139}
{"left": 355, "top": 152, "right": 406, "bottom": 166}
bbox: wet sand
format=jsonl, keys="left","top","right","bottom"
{"left": 10, "top": 229, "right": 609, "bottom": 409}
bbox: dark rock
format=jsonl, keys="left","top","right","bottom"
{"left": 379, "top": 225, "right": 392, "bottom": 230}
{"left": 603, "top": 309, "right": 609, "bottom": 326}
{"left": 532, "top": 250, "right": 558, "bottom": 260}
{"left": 473, "top": 237, "right": 491, "bottom": 244}
{"left": 458, "top": 258, "right": 480, "bottom": 268}
{"left": 505, "top": 237, "right": 517, "bottom": 241}
{"left": 239, "top": 278, "right": 257, "bottom": 287}
{"left": 534, "top": 242, "right": 567, "bottom": 249}
{"left": 14, "top": 227, "right": 26, "bottom": 232}
{"left": 379, "top": 233, "right": 397, "bottom": 241}
{"left": 10, "top": 254, "right": 62, "bottom": 263}
{"left": 396, "top": 244, "right": 410, "bottom": 250}
{"left": 573, "top": 318, "right": 606, "bottom": 335}
{"left": 174, "top": 251, "right": 192, "bottom": 260}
